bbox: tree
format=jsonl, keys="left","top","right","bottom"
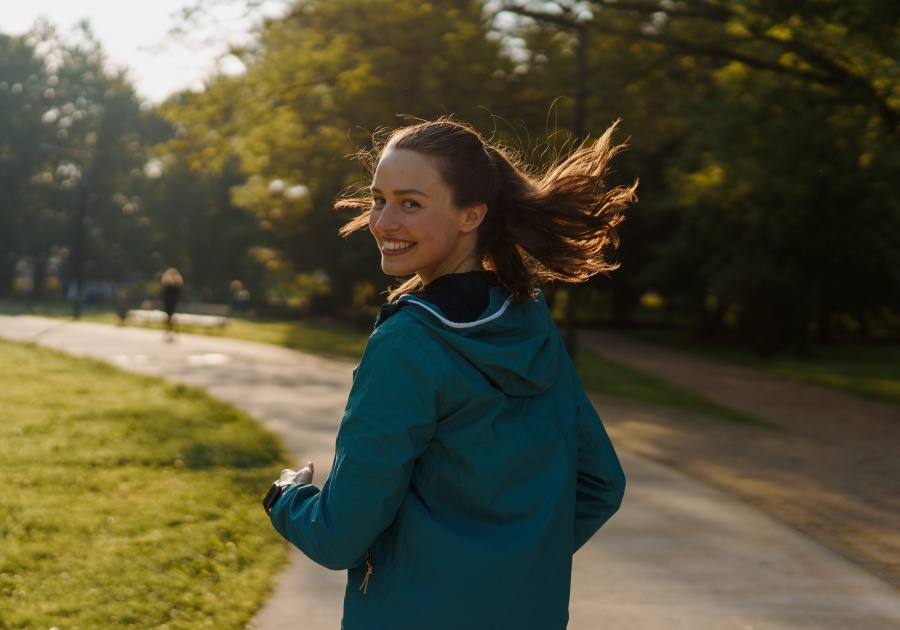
{"left": 498, "top": 1, "right": 900, "bottom": 352}
{"left": 0, "top": 20, "right": 158, "bottom": 306}
{"left": 0, "top": 33, "right": 43, "bottom": 295}
{"left": 161, "top": 0, "right": 516, "bottom": 314}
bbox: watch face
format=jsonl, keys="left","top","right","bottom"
{"left": 263, "top": 481, "right": 283, "bottom": 515}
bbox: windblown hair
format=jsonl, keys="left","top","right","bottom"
{"left": 336, "top": 119, "right": 637, "bottom": 303}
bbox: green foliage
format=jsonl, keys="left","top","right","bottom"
{"left": 4, "top": 1, "right": 899, "bottom": 356}
{"left": 0, "top": 21, "right": 172, "bottom": 300}
{"left": 0, "top": 19, "right": 264, "bottom": 307}
{"left": 535, "top": 0, "right": 900, "bottom": 354}
{"left": 160, "top": 0, "right": 517, "bottom": 315}
{"left": 0, "top": 339, "right": 289, "bottom": 629}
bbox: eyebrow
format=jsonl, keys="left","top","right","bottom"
{"left": 370, "top": 186, "right": 430, "bottom": 197}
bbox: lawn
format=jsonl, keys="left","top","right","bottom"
{"left": 0, "top": 339, "right": 291, "bottom": 629}
{"left": 200, "top": 317, "right": 370, "bottom": 358}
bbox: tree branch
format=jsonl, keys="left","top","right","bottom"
{"left": 498, "top": 4, "right": 583, "bottom": 29}
{"left": 590, "top": 25, "right": 900, "bottom": 142}
{"left": 499, "top": 2, "right": 900, "bottom": 142}
{"left": 590, "top": 0, "right": 733, "bottom": 22}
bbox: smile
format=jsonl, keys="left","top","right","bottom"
{"left": 382, "top": 240, "right": 415, "bottom": 253}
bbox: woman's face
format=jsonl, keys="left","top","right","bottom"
{"left": 369, "top": 148, "right": 484, "bottom": 284}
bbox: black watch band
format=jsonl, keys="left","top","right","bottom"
{"left": 263, "top": 481, "right": 292, "bottom": 515}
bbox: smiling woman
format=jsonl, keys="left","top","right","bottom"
{"left": 339, "top": 118, "right": 637, "bottom": 302}
{"left": 264, "top": 117, "right": 637, "bottom": 629}
{"left": 368, "top": 147, "right": 487, "bottom": 284}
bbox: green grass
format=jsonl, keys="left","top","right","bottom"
{"left": 626, "top": 329, "right": 900, "bottom": 406}
{"left": 574, "top": 350, "right": 768, "bottom": 425}
{"left": 208, "top": 318, "right": 370, "bottom": 359}
{"left": 118, "top": 316, "right": 371, "bottom": 360}
{"left": 0, "top": 339, "right": 291, "bottom": 629}
{"left": 0, "top": 298, "right": 112, "bottom": 319}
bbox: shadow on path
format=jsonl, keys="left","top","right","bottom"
{"left": 580, "top": 329, "right": 900, "bottom": 589}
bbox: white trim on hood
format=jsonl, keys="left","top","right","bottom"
{"left": 398, "top": 295, "right": 513, "bottom": 329}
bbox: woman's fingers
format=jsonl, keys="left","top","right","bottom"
{"left": 297, "top": 461, "right": 315, "bottom": 484}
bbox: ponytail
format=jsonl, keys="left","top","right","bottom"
{"left": 336, "top": 119, "right": 637, "bottom": 303}
{"left": 482, "top": 124, "right": 636, "bottom": 301}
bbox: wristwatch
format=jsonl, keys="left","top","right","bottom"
{"left": 263, "top": 481, "right": 293, "bottom": 515}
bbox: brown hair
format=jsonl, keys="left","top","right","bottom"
{"left": 337, "top": 118, "right": 637, "bottom": 302}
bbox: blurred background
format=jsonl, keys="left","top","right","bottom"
{"left": 2, "top": 4, "right": 899, "bottom": 626}
{"left": 2, "top": 0, "right": 899, "bottom": 358}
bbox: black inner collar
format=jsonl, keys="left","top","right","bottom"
{"left": 414, "top": 270, "right": 500, "bottom": 323}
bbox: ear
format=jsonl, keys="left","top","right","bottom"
{"left": 460, "top": 203, "right": 488, "bottom": 234}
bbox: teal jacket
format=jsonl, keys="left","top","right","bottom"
{"left": 270, "top": 288, "right": 625, "bottom": 629}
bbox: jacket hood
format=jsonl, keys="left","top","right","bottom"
{"left": 374, "top": 288, "right": 560, "bottom": 397}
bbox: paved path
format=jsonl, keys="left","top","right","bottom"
{"left": 579, "top": 330, "right": 900, "bottom": 588}
{"left": 2, "top": 315, "right": 899, "bottom": 629}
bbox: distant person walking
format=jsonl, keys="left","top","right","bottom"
{"left": 160, "top": 268, "right": 183, "bottom": 333}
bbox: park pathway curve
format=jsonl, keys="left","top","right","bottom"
{"left": 1, "top": 315, "right": 898, "bottom": 629}
{"left": 579, "top": 329, "right": 900, "bottom": 590}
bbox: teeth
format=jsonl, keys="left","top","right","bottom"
{"left": 383, "top": 241, "right": 413, "bottom": 251}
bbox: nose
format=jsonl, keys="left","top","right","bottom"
{"left": 371, "top": 203, "right": 399, "bottom": 232}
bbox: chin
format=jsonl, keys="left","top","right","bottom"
{"left": 381, "top": 262, "right": 414, "bottom": 277}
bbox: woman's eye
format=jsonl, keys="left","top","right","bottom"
{"left": 402, "top": 200, "right": 420, "bottom": 209}
{"left": 372, "top": 197, "right": 386, "bottom": 207}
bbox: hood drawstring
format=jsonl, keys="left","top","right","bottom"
{"left": 359, "top": 549, "right": 373, "bottom": 595}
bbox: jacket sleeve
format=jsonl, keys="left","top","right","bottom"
{"left": 269, "top": 318, "right": 439, "bottom": 570}
{"left": 572, "top": 387, "right": 626, "bottom": 552}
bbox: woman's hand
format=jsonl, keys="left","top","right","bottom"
{"left": 279, "top": 461, "right": 315, "bottom": 486}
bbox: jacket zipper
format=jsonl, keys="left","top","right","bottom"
{"left": 359, "top": 549, "right": 373, "bottom": 594}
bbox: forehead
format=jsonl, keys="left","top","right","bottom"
{"left": 372, "top": 149, "right": 447, "bottom": 191}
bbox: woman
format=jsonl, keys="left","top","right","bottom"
{"left": 265, "top": 119, "right": 636, "bottom": 629}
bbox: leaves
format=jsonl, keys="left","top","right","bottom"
{"left": 3, "top": 1, "right": 898, "bottom": 352}
{"left": 160, "top": 0, "right": 514, "bottom": 314}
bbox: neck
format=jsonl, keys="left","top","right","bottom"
{"left": 418, "top": 256, "right": 482, "bottom": 285}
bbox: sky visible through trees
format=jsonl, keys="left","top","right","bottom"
{"left": 2, "top": 0, "right": 898, "bottom": 355}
